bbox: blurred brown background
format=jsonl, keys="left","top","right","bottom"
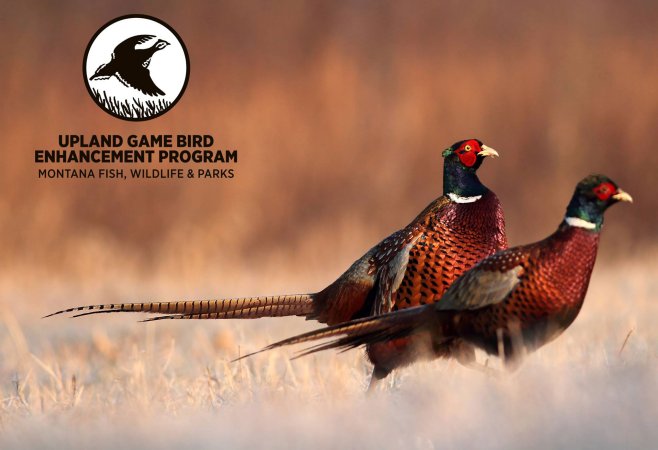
{"left": 1, "top": 0, "right": 657, "bottom": 293}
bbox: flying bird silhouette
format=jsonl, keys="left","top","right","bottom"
{"left": 90, "top": 35, "right": 169, "bottom": 96}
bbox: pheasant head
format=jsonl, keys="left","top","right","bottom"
{"left": 441, "top": 138, "right": 499, "bottom": 201}
{"left": 564, "top": 174, "right": 633, "bottom": 231}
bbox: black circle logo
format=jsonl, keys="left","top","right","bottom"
{"left": 83, "top": 15, "right": 190, "bottom": 121}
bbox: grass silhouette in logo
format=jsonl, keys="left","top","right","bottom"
{"left": 87, "top": 34, "right": 174, "bottom": 119}
{"left": 91, "top": 88, "right": 171, "bottom": 119}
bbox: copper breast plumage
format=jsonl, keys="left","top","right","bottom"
{"left": 391, "top": 190, "right": 507, "bottom": 311}
{"left": 455, "top": 226, "right": 601, "bottom": 355}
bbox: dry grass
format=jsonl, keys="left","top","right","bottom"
{"left": 1, "top": 1, "right": 657, "bottom": 448}
{"left": 0, "top": 262, "right": 656, "bottom": 449}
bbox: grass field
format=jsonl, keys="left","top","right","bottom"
{"left": 1, "top": 261, "right": 656, "bottom": 449}
{"left": 2, "top": 1, "right": 658, "bottom": 448}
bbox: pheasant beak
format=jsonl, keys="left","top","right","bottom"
{"left": 612, "top": 188, "right": 633, "bottom": 203}
{"left": 478, "top": 145, "right": 499, "bottom": 158}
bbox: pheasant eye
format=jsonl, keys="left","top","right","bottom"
{"left": 593, "top": 182, "right": 615, "bottom": 201}
{"left": 464, "top": 144, "right": 472, "bottom": 151}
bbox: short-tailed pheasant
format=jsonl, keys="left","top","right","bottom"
{"left": 243, "top": 175, "right": 632, "bottom": 380}
{"left": 47, "top": 139, "right": 508, "bottom": 388}
{"left": 90, "top": 35, "right": 170, "bottom": 96}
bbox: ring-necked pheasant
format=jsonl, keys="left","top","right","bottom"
{"left": 90, "top": 35, "right": 170, "bottom": 96}
{"left": 243, "top": 175, "right": 632, "bottom": 379}
{"left": 46, "top": 139, "right": 508, "bottom": 388}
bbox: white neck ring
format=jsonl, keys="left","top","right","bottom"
{"left": 565, "top": 216, "right": 596, "bottom": 229}
{"left": 448, "top": 193, "right": 482, "bottom": 204}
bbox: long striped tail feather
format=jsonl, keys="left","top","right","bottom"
{"left": 235, "top": 304, "right": 440, "bottom": 362}
{"left": 140, "top": 302, "right": 318, "bottom": 322}
{"left": 44, "top": 294, "right": 315, "bottom": 320}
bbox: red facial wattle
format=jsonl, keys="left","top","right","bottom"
{"left": 456, "top": 140, "right": 481, "bottom": 167}
{"left": 458, "top": 151, "right": 477, "bottom": 167}
{"left": 593, "top": 182, "right": 616, "bottom": 201}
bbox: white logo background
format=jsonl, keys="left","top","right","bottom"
{"left": 84, "top": 16, "right": 189, "bottom": 120}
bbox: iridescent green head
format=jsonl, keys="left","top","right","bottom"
{"left": 441, "top": 139, "right": 499, "bottom": 199}
{"left": 564, "top": 174, "right": 633, "bottom": 231}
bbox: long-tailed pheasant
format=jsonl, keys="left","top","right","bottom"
{"left": 243, "top": 175, "right": 632, "bottom": 380}
{"left": 47, "top": 139, "right": 508, "bottom": 388}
